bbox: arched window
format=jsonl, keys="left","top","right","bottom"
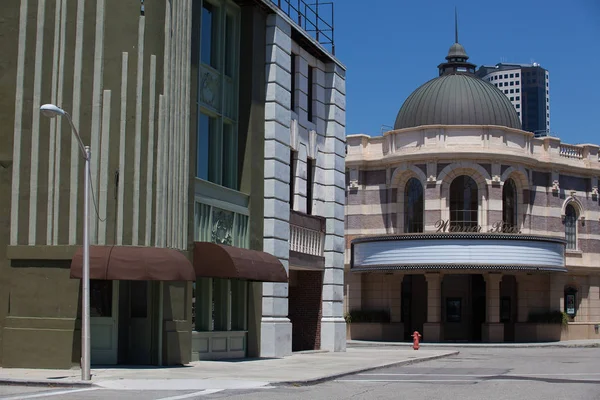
{"left": 565, "top": 204, "right": 577, "bottom": 250}
{"left": 502, "top": 178, "right": 518, "bottom": 231}
{"left": 404, "top": 178, "right": 423, "bottom": 233}
{"left": 450, "top": 175, "right": 478, "bottom": 228}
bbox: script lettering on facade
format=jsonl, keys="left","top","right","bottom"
{"left": 434, "top": 220, "right": 521, "bottom": 234}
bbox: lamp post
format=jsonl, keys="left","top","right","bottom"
{"left": 40, "top": 104, "right": 91, "bottom": 381}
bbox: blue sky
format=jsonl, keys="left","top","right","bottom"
{"left": 333, "top": 0, "right": 600, "bottom": 145}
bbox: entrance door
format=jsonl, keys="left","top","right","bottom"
{"left": 127, "top": 281, "right": 154, "bottom": 365}
{"left": 91, "top": 280, "right": 119, "bottom": 365}
{"left": 471, "top": 275, "right": 486, "bottom": 342}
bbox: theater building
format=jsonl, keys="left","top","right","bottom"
{"left": 344, "top": 39, "right": 600, "bottom": 343}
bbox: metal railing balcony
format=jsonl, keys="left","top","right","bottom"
{"left": 270, "top": 0, "right": 335, "bottom": 55}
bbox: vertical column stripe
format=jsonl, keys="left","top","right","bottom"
{"left": 116, "top": 52, "right": 128, "bottom": 245}
{"left": 89, "top": 0, "right": 106, "bottom": 244}
{"left": 97, "top": 90, "right": 111, "bottom": 245}
{"left": 28, "top": 0, "right": 46, "bottom": 245}
{"left": 46, "top": 0, "right": 62, "bottom": 244}
{"left": 69, "top": 0, "right": 86, "bottom": 245}
{"left": 145, "top": 55, "right": 157, "bottom": 246}
{"left": 132, "top": 16, "right": 145, "bottom": 246}
{"left": 10, "top": 0, "right": 28, "bottom": 246}
{"left": 182, "top": 0, "right": 192, "bottom": 249}
{"left": 53, "top": 0, "right": 67, "bottom": 244}
{"left": 166, "top": 3, "right": 174, "bottom": 248}
{"left": 164, "top": 2, "right": 172, "bottom": 248}
{"left": 174, "top": 1, "right": 182, "bottom": 248}
{"left": 154, "top": 94, "right": 165, "bottom": 247}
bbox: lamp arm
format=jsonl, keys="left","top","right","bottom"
{"left": 63, "top": 112, "right": 88, "bottom": 160}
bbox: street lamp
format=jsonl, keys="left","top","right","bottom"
{"left": 40, "top": 104, "right": 91, "bottom": 381}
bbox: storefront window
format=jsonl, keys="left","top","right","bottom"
{"left": 90, "top": 280, "right": 112, "bottom": 317}
{"left": 404, "top": 178, "right": 423, "bottom": 233}
{"left": 502, "top": 178, "right": 518, "bottom": 231}
{"left": 194, "top": 278, "right": 248, "bottom": 332}
{"left": 450, "top": 175, "right": 478, "bottom": 228}
{"left": 565, "top": 204, "right": 577, "bottom": 250}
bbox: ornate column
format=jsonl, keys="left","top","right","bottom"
{"left": 482, "top": 273, "right": 504, "bottom": 342}
{"left": 423, "top": 273, "right": 442, "bottom": 342}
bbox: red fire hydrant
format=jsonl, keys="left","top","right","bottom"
{"left": 412, "top": 331, "right": 422, "bottom": 350}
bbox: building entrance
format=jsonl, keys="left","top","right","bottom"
{"left": 441, "top": 274, "right": 486, "bottom": 342}
{"left": 401, "top": 275, "right": 427, "bottom": 341}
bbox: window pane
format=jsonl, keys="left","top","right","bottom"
{"left": 230, "top": 280, "right": 247, "bottom": 331}
{"left": 90, "top": 280, "right": 112, "bottom": 317}
{"left": 502, "top": 178, "right": 518, "bottom": 230}
{"left": 290, "top": 54, "right": 297, "bottom": 110}
{"left": 450, "top": 175, "right": 478, "bottom": 228}
{"left": 212, "top": 278, "right": 228, "bottom": 331}
{"left": 404, "top": 178, "right": 423, "bottom": 233}
{"left": 289, "top": 151, "right": 297, "bottom": 208}
{"left": 194, "top": 278, "right": 212, "bottom": 331}
{"left": 208, "top": 117, "right": 221, "bottom": 184}
{"left": 201, "top": 2, "right": 218, "bottom": 68}
{"left": 565, "top": 205, "right": 577, "bottom": 250}
{"left": 197, "top": 114, "right": 210, "bottom": 179}
{"left": 222, "top": 123, "right": 237, "bottom": 190}
{"left": 224, "top": 13, "right": 235, "bottom": 77}
{"left": 307, "top": 66, "right": 314, "bottom": 122}
{"left": 306, "top": 158, "right": 314, "bottom": 215}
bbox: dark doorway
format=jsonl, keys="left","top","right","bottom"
{"left": 402, "top": 275, "right": 427, "bottom": 341}
{"left": 289, "top": 270, "right": 323, "bottom": 351}
{"left": 117, "top": 281, "right": 156, "bottom": 365}
{"left": 471, "top": 275, "right": 486, "bottom": 341}
{"left": 501, "top": 275, "right": 517, "bottom": 342}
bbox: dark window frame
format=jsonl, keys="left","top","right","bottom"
{"left": 449, "top": 175, "right": 478, "bottom": 228}
{"left": 404, "top": 177, "right": 424, "bottom": 233}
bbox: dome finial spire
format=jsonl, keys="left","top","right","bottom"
{"left": 455, "top": 7, "right": 459, "bottom": 43}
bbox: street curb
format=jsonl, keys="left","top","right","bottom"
{"left": 272, "top": 351, "right": 460, "bottom": 387}
{"left": 0, "top": 378, "right": 95, "bottom": 388}
{"left": 348, "top": 342, "right": 600, "bottom": 349}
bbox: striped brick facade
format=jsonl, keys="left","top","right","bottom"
{"left": 345, "top": 126, "right": 600, "bottom": 341}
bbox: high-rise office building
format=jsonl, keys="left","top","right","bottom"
{"left": 477, "top": 63, "right": 550, "bottom": 136}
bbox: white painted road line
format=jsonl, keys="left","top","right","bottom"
{"left": 359, "top": 373, "right": 496, "bottom": 377}
{"left": 359, "top": 372, "right": 600, "bottom": 377}
{"left": 96, "top": 379, "right": 270, "bottom": 390}
{"left": 156, "top": 389, "right": 224, "bottom": 400}
{"left": 337, "top": 379, "right": 479, "bottom": 383}
{"left": 0, "top": 387, "right": 100, "bottom": 400}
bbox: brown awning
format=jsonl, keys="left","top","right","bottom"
{"left": 70, "top": 245, "right": 196, "bottom": 281}
{"left": 193, "top": 242, "right": 288, "bottom": 282}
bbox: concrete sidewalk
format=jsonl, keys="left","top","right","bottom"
{"left": 0, "top": 347, "right": 457, "bottom": 388}
{"left": 348, "top": 339, "right": 600, "bottom": 348}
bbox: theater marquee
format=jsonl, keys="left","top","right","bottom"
{"left": 350, "top": 233, "right": 566, "bottom": 272}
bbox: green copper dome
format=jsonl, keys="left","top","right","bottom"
{"left": 394, "top": 42, "right": 522, "bottom": 131}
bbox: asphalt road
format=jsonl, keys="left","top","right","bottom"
{"left": 1, "top": 347, "right": 599, "bottom": 399}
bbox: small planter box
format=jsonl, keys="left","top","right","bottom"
{"left": 346, "top": 322, "right": 404, "bottom": 342}
{"left": 515, "top": 323, "right": 562, "bottom": 342}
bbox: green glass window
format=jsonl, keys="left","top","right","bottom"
{"left": 196, "top": 0, "right": 239, "bottom": 190}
